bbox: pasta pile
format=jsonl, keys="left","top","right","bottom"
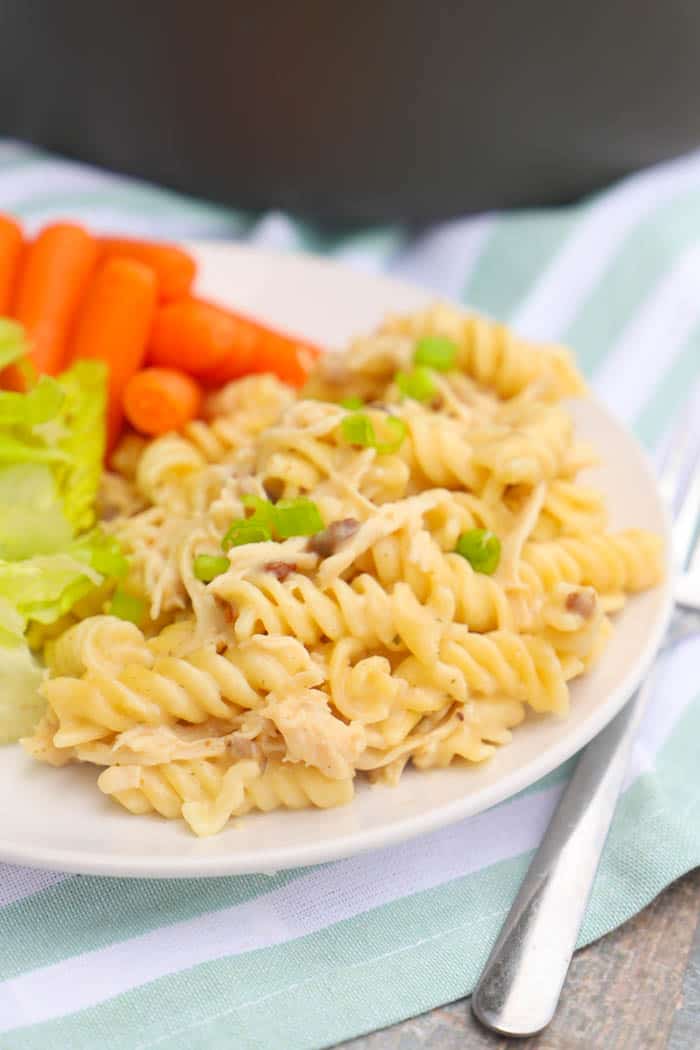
{"left": 24, "top": 305, "right": 664, "bottom": 836}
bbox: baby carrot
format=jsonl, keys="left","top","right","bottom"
{"left": 123, "top": 367, "right": 202, "bottom": 435}
{"left": 246, "top": 330, "right": 323, "bottom": 388}
{"left": 69, "top": 257, "right": 158, "bottom": 451}
{"left": 148, "top": 297, "right": 323, "bottom": 388}
{"left": 100, "top": 238, "right": 196, "bottom": 301}
{"left": 0, "top": 213, "right": 23, "bottom": 314}
{"left": 147, "top": 298, "right": 249, "bottom": 377}
{"left": 13, "top": 222, "right": 98, "bottom": 377}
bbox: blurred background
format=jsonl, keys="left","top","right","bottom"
{"left": 3, "top": 0, "right": 700, "bottom": 223}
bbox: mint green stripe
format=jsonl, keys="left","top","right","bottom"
{"left": 332, "top": 227, "right": 405, "bottom": 262}
{"left": 0, "top": 766, "right": 562, "bottom": 979}
{"left": 8, "top": 694, "right": 700, "bottom": 1050}
{"left": 567, "top": 188, "right": 700, "bottom": 374}
{"left": 635, "top": 320, "right": 700, "bottom": 448}
{"left": 0, "top": 157, "right": 48, "bottom": 177}
{"left": 0, "top": 868, "right": 307, "bottom": 981}
{"left": 516, "top": 755, "right": 576, "bottom": 798}
{"left": 3, "top": 852, "right": 531, "bottom": 1050}
{"left": 0, "top": 145, "right": 36, "bottom": 168}
{"left": 9, "top": 190, "right": 248, "bottom": 227}
{"left": 462, "top": 210, "right": 578, "bottom": 317}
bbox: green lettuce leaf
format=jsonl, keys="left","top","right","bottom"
{"left": 0, "top": 357, "right": 107, "bottom": 533}
{"left": 0, "top": 319, "right": 28, "bottom": 371}
{"left": 0, "top": 596, "right": 25, "bottom": 647}
{"left": 0, "top": 529, "right": 121, "bottom": 628}
{"left": 0, "top": 641, "right": 45, "bottom": 744}
{"left": 0, "top": 374, "right": 65, "bottom": 425}
{"left": 51, "top": 360, "right": 107, "bottom": 532}
{"left": 0, "top": 464, "right": 73, "bottom": 560}
{"left": 0, "top": 328, "right": 118, "bottom": 744}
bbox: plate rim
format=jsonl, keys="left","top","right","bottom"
{"left": 0, "top": 242, "right": 675, "bottom": 878}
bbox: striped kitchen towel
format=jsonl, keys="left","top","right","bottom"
{"left": 0, "top": 141, "right": 699, "bottom": 1050}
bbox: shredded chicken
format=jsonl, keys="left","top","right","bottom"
{"left": 497, "top": 481, "right": 546, "bottom": 588}
{"left": 265, "top": 690, "right": 366, "bottom": 779}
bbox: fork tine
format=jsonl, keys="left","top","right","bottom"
{"left": 673, "top": 444, "right": 700, "bottom": 569}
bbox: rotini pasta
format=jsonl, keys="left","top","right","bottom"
{"left": 24, "top": 303, "right": 663, "bottom": 835}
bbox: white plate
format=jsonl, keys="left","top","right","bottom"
{"left": 0, "top": 243, "right": 673, "bottom": 878}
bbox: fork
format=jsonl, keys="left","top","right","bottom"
{"left": 471, "top": 410, "right": 700, "bottom": 1037}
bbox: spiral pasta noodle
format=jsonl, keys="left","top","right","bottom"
{"left": 99, "top": 758, "right": 354, "bottom": 835}
{"left": 24, "top": 303, "right": 663, "bottom": 835}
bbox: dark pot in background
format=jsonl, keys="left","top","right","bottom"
{"left": 1, "top": 1, "right": 699, "bottom": 224}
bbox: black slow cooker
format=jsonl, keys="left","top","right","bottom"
{"left": 1, "top": 1, "right": 698, "bottom": 223}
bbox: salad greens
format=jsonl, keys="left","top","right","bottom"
{"left": 0, "top": 322, "right": 125, "bottom": 741}
{"left": 0, "top": 319, "right": 28, "bottom": 371}
{"left": 0, "top": 643, "right": 45, "bottom": 745}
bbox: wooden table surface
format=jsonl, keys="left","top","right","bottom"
{"left": 341, "top": 868, "right": 700, "bottom": 1050}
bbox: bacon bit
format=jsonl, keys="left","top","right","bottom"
{"left": 215, "top": 640, "right": 227, "bottom": 655}
{"left": 456, "top": 710, "right": 465, "bottom": 722}
{"left": 307, "top": 518, "right": 360, "bottom": 558}
{"left": 565, "top": 589, "right": 596, "bottom": 619}
{"left": 263, "top": 478, "right": 284, "bottom": 503}
{"left": 430, "top": 396, "right": 444, "bottom": 411}
{"left": 264, "top": 561, "right": 297, "bottom": 582}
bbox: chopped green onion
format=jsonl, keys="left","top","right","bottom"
{"left": 414, "top": 335, "right": 457, "bottom": 371}
{"left": 374, "top": 416, "right": 407, "bottom": 454}
{"left": 108, "top": 589, "right": 145, "bottom": 625}
{"left": 90, "top": 539, "right": 129, "bottom": 580}
{"left": 193, "top": 553, "right": 230, "bottom": 582}
{"left": 274, "top": 498, "right": 324, "bottom": 538}
{"left": 241, "top": 493, "right": 275, "bottom": 525}
{"left": 455, "top": 529, "right": 501, "bottom": 575}
{"left": 221, "top": 521, "right": 272, "bottom": 550}
{"left": 340, "top": 411, "right": 407, "bottom": 454}
{"left": 223, "top": 497, "right": 324, "bottom": 545}
{"left": 341, "top": 412, "right": 375, "bottom": 447}
{"left": 396, "top": 366, "right": 436, "bottom": 402}
{"left": 340, "top": 395, "right": 364, "bottom": 410}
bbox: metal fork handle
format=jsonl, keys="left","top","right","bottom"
{"left": 471, "top": 674, "right": 652, "bottom": 1036}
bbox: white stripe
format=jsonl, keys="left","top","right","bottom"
{"left": 0, "top": 867, "right": 68, "bottom": 908}
{"left": 332, "top": 248, "right": 389, "bottom": 275}
{"left": 0, "top": 781, "right": 565, "bottom": 1030}
{"left": 391, "top": 215, "right": 496, "bottom": 300}
{"left": 246, "top": 213, "right": 304, "bottom": 252}
{"left": 333, "top": 239, "right": 400, "bottom": 276}
{"left": 591, "top": 243, "right": 700, "bottom": 422}
{"left": 512, "top": 148, "right": 700, "bottom": 340}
